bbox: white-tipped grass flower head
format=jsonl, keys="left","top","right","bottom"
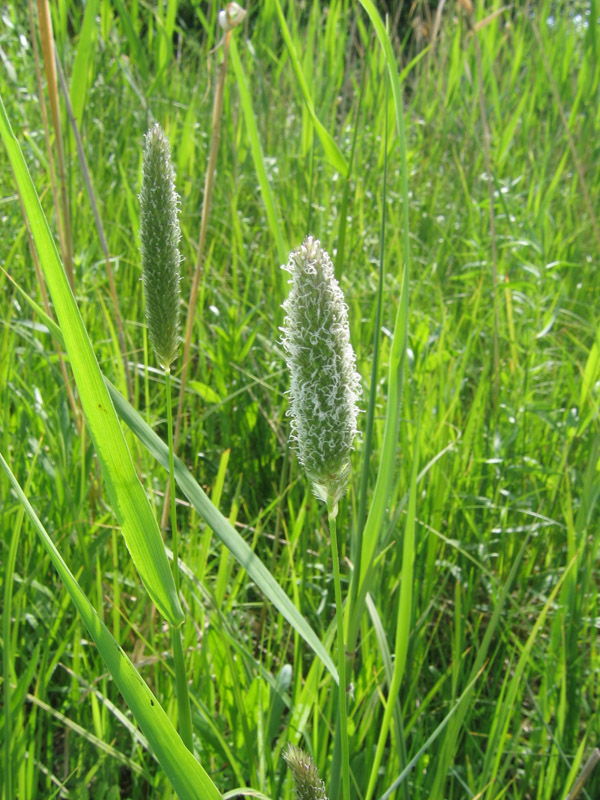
{"left": 281, "top": 236, "right": 361, "bottom": 514}
{"left": 218, "top": 2, "right": 247, "bottom": 32}
{"left": 283, "top": 744, "right": 329, "bottom": 800}
{"left": 139, "top": 123, "right": 182, "bottom": 370}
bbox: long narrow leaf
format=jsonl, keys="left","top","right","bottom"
{"left": 0, "top": 93, "right": 183, "bottom": 627}
{"left": 273, "top": 0, "right": 348, "bottom": 176}
{"left": 349, "top": 0, "right": 411, "bottom": 643}
{"left": 0, "top": 454, "right": 221, "bottom": 800}
{"left": 108, "top": 381, "right": 340, "bottom": 684}
{"left": 365, "top": 419, "right": 418, "bottom": 800}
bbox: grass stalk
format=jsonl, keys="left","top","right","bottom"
{"left": 36, "top": 0, "right": 74, "bottom": 289}
{"left": 25, "top": 0, "right": 81, "bottom": 428}
{"left": 327, "top": 496, "right": 350, "bottom": 800}
{"left": 166, "top": 367, "right": 193, "bottom": 752}
{"left": 165, "top": 29, "right": 233, "bottom": 529}
{"left": 364, "top": 418, "right": 417, "bottom": 800}
{"left": 349, "top": 73, "right": 388, "bottom": 640}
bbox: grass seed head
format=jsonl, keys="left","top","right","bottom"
{"left": 139, "top": 123, "right": 182, "bottom": 370}
{"left": 281, "top": 236, "right": 361, "bottom": 511}
{"left": 283, "top": 744, "right": 329, "bottom": 800}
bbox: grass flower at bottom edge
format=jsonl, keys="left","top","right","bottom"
{"left": 283, "top": 744, "right": 329, "bottom": 800}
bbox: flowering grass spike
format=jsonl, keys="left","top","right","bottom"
{"left": 283, "top": 744, "right": 329, "bottom": 800}
{"left": 139, "top": 123, "right": 182, "bottom": 369}
{"left": 281, "top": 236, "right": 361, "bottom": 510}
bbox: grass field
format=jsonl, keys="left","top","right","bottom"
{"left": 1, "top": 1, "right": 600, "bottom": 798}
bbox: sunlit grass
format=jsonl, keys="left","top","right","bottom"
{"left": 1, "top": 0, "right": 600, "bottom": 798}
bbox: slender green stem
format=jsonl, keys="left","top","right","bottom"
{"left": 328, "top": 495, "right": 350, "bottom": 800}
{"left": 165, "top": 368, "right": 193, "bottom": 752}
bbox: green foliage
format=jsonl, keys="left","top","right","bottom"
{"left": 1, "top": 1, "right": 600, "bottom": 799}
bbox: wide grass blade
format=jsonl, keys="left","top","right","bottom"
{"left": 107, "top": 380, "right": 339, "bottom": 684}
{"left": 0, "top": 453, "right": 222, "bottom": 800}
{"left": 68, "top": 0, "right": 98, "bottom": 129}
{"left": 0, "top": 93, "right": 184, "bottom": 627}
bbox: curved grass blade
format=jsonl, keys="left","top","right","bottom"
{"left": 273, "top": 0, "right": 348, "bottom": 176}
{"left": 0, "top": 454, "right": 221, "bottom": 800}
{"left": 0, "top": 93, "right": 183, "bottom": 627}
{"left": 107, "top": 380, "right": 339, "bottom": 684}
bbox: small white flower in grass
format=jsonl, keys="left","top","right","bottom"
{"left": 281, "top": 236, "right": 361, "bottom": 514}
{"left": 218, "top": 2, "right": 247, "bottom": 32}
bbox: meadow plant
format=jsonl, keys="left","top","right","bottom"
{"left": 140, "top": 123, "right": 182, "bottom": 371}
{"left": 3, "top": 2, "right": 598, "bottom": 799}
{"left": 139, "top": 122, "right": 193, "bottom": 751}
{"left": 281, "top": 236, "right": 361, "bottom": 800}
{"left": 284, "top": 745, "right": 329, "bottom": 800}
{"left": 281, "top": 236, "right": 361, "bottom": 513}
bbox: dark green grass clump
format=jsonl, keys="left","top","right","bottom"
{"left": 139, "top": 123, "right": 181, "bottom": 369}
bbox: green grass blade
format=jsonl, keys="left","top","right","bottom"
{"left": 107, "top": 380, "right": 339, "bottom": 684}
{"left": 69, "top": 0, "right": 98, "bottom": 129}
{"left": 0, "top": 453, "right": 222, "bottom": 800}
{"left": 229, "top": 35, "right": 288, "bottom": 266}
{"left": 111, "top": 0, "right": 149, "bottom": 81}
{"left": 2, "top": 439, "right": 41, "bottom": 800}
{"left": 273, "top": 0, "right": 348, "bottom": 176}
{"left": 480, "top": 555, "right": 578, "bottom": 797}
{"left": 0, "top": 93, "right": 183, "bottom": 627}
{"left": 348, "top": 0, "right": 411, "bottom": 649}
{"left": 377, "top": 669, "right": 483, "bottom": 800}
{"left": 365, "top": 418, "right": 418, "bottom": 800}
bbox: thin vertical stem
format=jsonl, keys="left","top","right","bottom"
{"left": 165, "top": 368, "right": 193, "bottom": 752}
{"left": 328, "top": 496, "right": 350, "bottom": 800}
{"left": 36, "top": 0, "right": 74, "bottom": 290}
{"left": 162, "top": 30, "right": 233, "bottom": 530}
{"left": 472, "top": 25, "right": 500, "bottom": 415}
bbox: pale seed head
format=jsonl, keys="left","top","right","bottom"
{"left": 139, "top": 123, "right": 182, "bottom": 370}
{"left": 281, "top": 236, "right": 361, "bottom": 511}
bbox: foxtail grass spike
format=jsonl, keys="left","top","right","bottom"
{"left": 281, "top": 236, "right": 361, "bottom": 512}
{"left": 284, "top": 744, "right": 329, "bottom": 800}
{"left": 139, "top": 123, "right": 182, "bottom": 369}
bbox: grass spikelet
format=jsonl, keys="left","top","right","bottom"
{"left": 139, "top": 123, "right": 182, "bottom": 370}
{"left": 281, "top": 236, "right": 361, "bottom": 510}
{"left": 283, "top": 744, "right": 329, "bottom": 800}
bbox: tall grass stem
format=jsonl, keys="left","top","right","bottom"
{"left": 328, "top": 496, "right": 350, "bottom": 800}
{"left": 36, "top": 0, "right": 74, "bottom": 289}
{"left": 166, "top": 368, "right": 193, "bottom": 752}
{"left": 165, "top": 29, "right": 234, "bottom": 529}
